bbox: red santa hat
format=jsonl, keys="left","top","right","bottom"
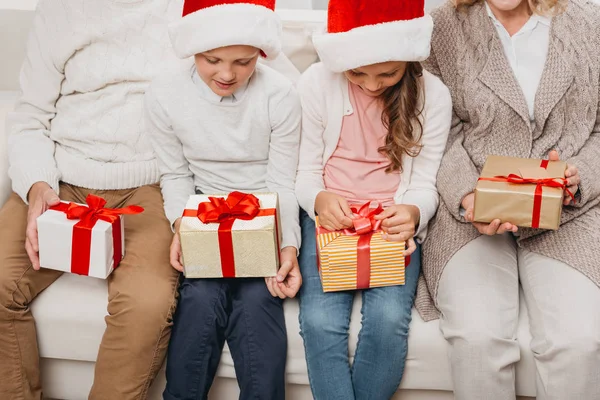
{"left": 313, "top": 0, "right": 433, "bottom": 73}
{"left": 169, "top": 0, "right": 282, "bottom": 60}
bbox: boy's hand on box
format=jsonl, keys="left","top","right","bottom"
{"left": 265, "top": 247, "right": 302, "bottom": 299}
{"left": 461, "top": 193, "right": 518, "bottom": 235}
{"left": 549, "top": 150, "right": 580, "bottom": 205}
{"left": 170, "top": 218, "right": 184, "bottom": 272}
{"left": 314, "top": 191, "right": 354, "bottom": 231}
{"left": 26, "top": 182, "right": 61, "bottom": 270}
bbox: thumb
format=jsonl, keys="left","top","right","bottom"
{"left": 45, "top": 190, "right": 61, "bottom": 206}
{"left": 277, "top": 260, "right": 293, "bottom": 282}
{"left": 548, "top": 150, "right": 560, "bottom": 162}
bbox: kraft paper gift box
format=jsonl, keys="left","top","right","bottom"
{"left": 179, "top": 191, "right": 282, "bottom": 278}
{"left": 473, "top": 155, "right": 569, "bottom": 230}
{"left": 316, "top": 203, "right": 406, "bottom": 293}
{"left": 37, "top": 194, "right": 144, "bottom": 279}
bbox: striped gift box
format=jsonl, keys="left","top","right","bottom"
{"left": 316, "top": 218, "right": 405, "bottom": 292}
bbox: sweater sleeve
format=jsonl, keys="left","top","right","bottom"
{"left": 401, "top": 75, "right": 452, "bottom": 240}
{"left": 6, "top": 2, "right": 62, "bottom": 203}
{"left": 426, "top": 46, "right": 481, "bottom": 221}
{"left": 144, "top": 86, "right": 195, "bottom": 228}
{"left": 267, "top": 85, "right": 302, "bottom": 251}
{"left": 295, "top": 67, "right": 327, "bottom": 219}
{"left": 566, "top": 68, "right": 600, "bottom": 207}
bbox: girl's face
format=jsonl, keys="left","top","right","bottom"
{"left": 486, "top": 0, "right": 527, "bottom": 13}
{"left": 344, "top": 61, "right": 407, "bottom": 97}
{"left": 195, "top": 45, "right": 260, "bottom": 97}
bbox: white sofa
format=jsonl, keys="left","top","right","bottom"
{"left": 0, "top": 5, "right": 537, "bottom": 400}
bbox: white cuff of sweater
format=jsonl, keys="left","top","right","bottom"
{"left": 12, "top": 168, "right": 60, "bottom": 204}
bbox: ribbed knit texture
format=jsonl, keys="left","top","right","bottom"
{"left": 7, "top": 0, "right": 185, "bottom": 202}
{"left": 417, "top": 0, "right": 600, "bottom": 322}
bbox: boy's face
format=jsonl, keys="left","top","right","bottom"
{"left": 195, "top": 45, "right": 260, "bottom": 97}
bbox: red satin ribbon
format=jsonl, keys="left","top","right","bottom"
{"left": 478, "top": 160, "right": 574, "bottom": 229}
{"left": 50, "top": 194, "right": 144, "bottom": 276}
{"left": 182, "top": 192, "right": 279, "bottom": 278}
{"left": 317, "top": 202, "right": 410, "bottom": 290}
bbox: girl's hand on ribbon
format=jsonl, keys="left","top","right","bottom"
{"left": 461, "top": 193, "right": 518, "bottom": 235}
{"left": 169, "top": 218, "right": 184, "bottom": 272}
{"left": 314, "top": 191, "right": 354, "bottom": 231}
{"left": 26, "top": 182, "right": 61, "bottom": 270}
{"left": 549, "top": 150, "right": 579, "bottom": 205}
{"left": 265, "top": 247, "right": 302, "bottom": 299}
{"left": 375, "top": 204, "right": 419, "bottom": 241}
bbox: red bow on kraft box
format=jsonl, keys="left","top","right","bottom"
{"left": 182, "top": 191, "right": 281, "bottom": 278}
{"left": 475, "top": 156, "right": 574, "bottom": 230}
{"left": 48, "top": 194, "right": 144, "bottom": 276}
{"left": 316, "top": 202, "right": 409, "bottom": 292}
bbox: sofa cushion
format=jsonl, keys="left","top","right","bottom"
{"left": 0, "top": 91, "right": 18, "bottom": 207}
{"left": 32, "top": 273, "right": 537, "bottom": 396}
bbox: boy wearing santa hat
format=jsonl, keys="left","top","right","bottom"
{"left": 144, "top": 1, "right": 301, "bottom": 399}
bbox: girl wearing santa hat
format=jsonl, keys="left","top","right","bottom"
{"left": 145, "top": 1, "right": 301, "bottom": 399}
{"left": 295, "top": 0, "right": 452, "bottom": 398}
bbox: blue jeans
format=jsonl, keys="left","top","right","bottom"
{"left": 164, "top": 278, "right": 286, "bottom": 400}
{"left": 298, "top": 210, "right": 420, "bottom": 400}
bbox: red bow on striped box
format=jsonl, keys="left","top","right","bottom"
{"left": 37, "top": 194, "right": 144, "bottom": 279}
{"left": 316, "top": 202, "right": 408, "bottom": 293}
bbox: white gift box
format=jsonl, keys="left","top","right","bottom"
{"left": 180, "top": 192, "right": 282, "bottom": 278}
{"left": 37, "top": 203, "right": 125, "bottom": 279}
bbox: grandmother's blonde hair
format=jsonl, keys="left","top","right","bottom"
{"left": 453, "top": 0, "right": 566, "bottom": 16}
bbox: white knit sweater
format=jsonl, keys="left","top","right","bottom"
{"left": 145, "top": 64, "right": 302, "bottom": 250}
{"left": 6, "top": 0, "right": 185, "bottom": 202}
{"left": 296, "top": 63, "right": 452, "bottom": 240}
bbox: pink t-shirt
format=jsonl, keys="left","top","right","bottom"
{"left": 323, "top": 81, "right": 401, "bottom": 207}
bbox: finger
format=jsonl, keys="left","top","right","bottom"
{"left": 26, "top": 221, "right": 39, "bottom": 253}
{"left": 564, "top": 166, "right": 578, "bottom": 178}
{"left": 382, "top": 221, "right": 414, "bottom": 234}
{"left": 25, "top": 238, "right": 41, "bottom": 270}
{"left": 337, "top": 198, "right": 355, "bottom": 219}
{"left": 485, "top": 219, "right": 502, "bottom": 235}
{"left": 382, "top": 232, "right": 413, "bottom": 242}
{"left": 321, "top": 216, "right": 342, "bottom": 232}
{"left": 496, "top": 222, "right": 514, "bottom": 235}
{"left": 279, "top": 280, "right": 300, "bottom": 298}
{"left": 265, "top": 278, "right": 278, "bottom": 297}
{"left": 403, "top": 238, "right": 417, "bottom": 257}
{"left": 464, "top": 206, "right": 475, "bottom": 222}
{"left": 170, "top": 248, "right": 184, "bottom": 272}
{"left": 374, "top": 207, "right": 395, "bottom": 220}
{"left": 331, "top": 207, "right": 353, "bottom": 228}
{"left": 277, "top": 260, "right": 293, "bottom": 283}
{"left": 271, "top": 278, "right": 287, "bottom": 299}
{"left": 548, "top": 150, "right": 560, "bottom": 162}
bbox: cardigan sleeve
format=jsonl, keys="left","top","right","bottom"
{"left": 425, "top": 43, "right": 481, "bottom": 221}
{"left": 401, "top": 73, "right": 452, "bottom": 240}
{"left": 295, "top": 65, "right": 327, "bottom": 219}
{"left": 566, "top": 70, "right": 600, "bottom": 207}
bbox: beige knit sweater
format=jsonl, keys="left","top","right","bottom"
{"left": 418, "top": 0, "right": 600, "bottom": 322}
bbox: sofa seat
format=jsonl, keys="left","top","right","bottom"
{"left": 31, "top": 272, "right": 537, "bottom": 399}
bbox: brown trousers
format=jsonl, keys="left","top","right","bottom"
{"left": 0, "top": 183, "right": 180, "bottom": 400}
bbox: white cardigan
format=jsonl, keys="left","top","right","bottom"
{"left": 295, "top": 63, "right": 452, "bottom": 240}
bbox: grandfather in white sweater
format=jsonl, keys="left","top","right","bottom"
{"left": 1, "top": 0, "right": 192, "bottom": 399}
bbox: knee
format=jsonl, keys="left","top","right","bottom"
{"left": 549, "top": 331, "right": 600, "bottom": 364}
{"left": 109, "top": 279, "right": 178, "bottom": 328}
{"left": 300, "top": 304, "right": 344, "bottom": 341}
{"left": 362, "top": 306, "right": 412, "bottom": 340}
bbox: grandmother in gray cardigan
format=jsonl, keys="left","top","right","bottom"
{"left": 418, "top": 0, "right": 600, "bottom": 399}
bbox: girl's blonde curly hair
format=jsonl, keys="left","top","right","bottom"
{"left": 453, "top": 0, "right": 566, "bottom": 16}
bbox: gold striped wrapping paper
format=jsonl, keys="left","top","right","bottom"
{"left": 316, "top": 220, "right": 406, "bottom": 293}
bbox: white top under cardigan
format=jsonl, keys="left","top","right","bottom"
{"left": 295, "top": 63, "right": 453, "bottom": 240}
{"left": 145, "top": 64, "right": 302, "bottom": 250}
{"left": 486, "top": 1, "right": 551, "bottom": 121}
